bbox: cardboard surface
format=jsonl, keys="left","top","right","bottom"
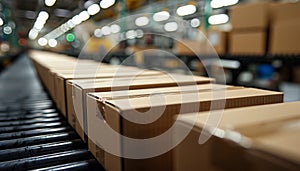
{"left": 175, "top": 101, "right": 300, "bottom": 171}
{"left": 229, "top": 30, "right": 266, "bottom": 55}
{"left": 68, "top": 74, "right": 214, "bottom": 141}
{"left": 208, "top": 30, "right": 228, "bottom": 55}
{"left": 229, "top": 2, "right": 269, "bottom": 30}
{"left": 87, "top": 88, "right": 283, "bottom": 171}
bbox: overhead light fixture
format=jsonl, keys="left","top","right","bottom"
{"left": 0, "top": 17, "right": 3, "bottom": 26}
{"left": 153, "top": 11, "right": 170, "bottom": 22}
{"left": 211, "top": 0, "right": 239, "bottom": 9}
{"left": 110, "top": 24, "right": 120, "bottom": 34}
{"left": 38, "top": 11, "right": 49, "bottom": 20}
{"left": 45, "top": 0, "right": 56, "bottom": 7}
{"left": 126, "top": 30, "right": 137, "bottom": 39}
{"left": 71, "top": 15, "right": 82, "bottom": 25}
{"left": 38, "top": 37, "right": 48, "bottom": 46}
{"left": 101, "top": 26, "right": 111, "bottom": 35}
{"left": 48, "top": 39, "right": 58, "bottom": 47}
{"left": 87, "top": 4, "right": 100, "bottom": 15}
{"left": 79, "top": 11, "right": 90, "bottom": 21}
{"left": 136, "top": 29, "right": 144, "bottom": 38}
{"left": 190, "top": 18, "right": 200, "bottom": 28}
{"left": 135, "top": 16, "right": 149, "bottom": 27}
{"left": 208, "top": 14, "right": 229, "bottom": 25}
{"left": 3, "top": 26, "right": 12, "bottom": 35}
{"left": 84, "top": 0, "right": 94, "bottom": 9}
{"left": 164, "top": 22, "right": 178, "bottom": 32}
{"left": 94, "top": 28, "right": 103, "bottom": 38}
{"left": 29, "top": 30, "right": 38, "bottom": 40}
{"left": 176, "top": 4, "right": 197, "bottom": 16}
{"left": 100, "top": 0, "right": 116, "bottom": 9}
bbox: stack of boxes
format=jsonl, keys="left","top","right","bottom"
{"left": 30, "top": 50, "right": 286, "bottom": 171}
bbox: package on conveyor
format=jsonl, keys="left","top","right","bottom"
{"left": 174, "top": 101, "right": 300, "bottom": 171}
{"left": 86, "top": 87, "right": 283, "bottom": 171}
{"left": 67, "top": 74, "right": 215, "bottom": 141}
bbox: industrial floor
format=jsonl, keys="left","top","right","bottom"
{"left": 0, "top": 54, "right": 104, "bottom": 171}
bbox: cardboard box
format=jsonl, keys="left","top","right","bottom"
{"left": 269, "top": 19, "right": 300, "bottom": 55}
{"left": 174, "top": 40, "right": 209, "bottom": 55}
{"left": 56, "top": 68, "right": 163, "bottom": 117}
{"left": 270, "top": 1, "right": 300, "bottom": 24}
{"left": 87, "top": 88, "right": 283, "bottom": 171}
{"left": 68, "top": 75, "right": 215, "bottom": 141}
{"left": 229, "top": 30, "right": 266, "bottom": 55}
{"left": 208, "top": 30, "right": 228, "bottom": 55}
{"left": 229, "top": 2, "right": 269, "bottom": 30}
{"left": 174, "top": 101, "right": 300, "bottom": 171}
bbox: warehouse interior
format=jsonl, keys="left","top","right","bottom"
{"left": 0, "top": 0, "right": 300, "bottom": 170}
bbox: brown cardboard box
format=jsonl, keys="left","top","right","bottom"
{"left": 208, "top": 30, "right": 228, "bottom": 55}
{"left": 68, "top": 74, "right": 214, "bottom": 141}
{"left": 56, "top": 68, "right": 162, "bottom": 117}
{"left": 174, "top": 40, "right": 209, "bottom": 55}
{"left": 229, "top": 30, "right": 266, "bottom": 55}
{"left": 173, "top": 101, "right": 300, "bottom": 171}
{"left": 270, "top": 1, "right": 300, "bottom": 24}
{"left": 87, "top": 88, "right": 283, "bottom": 171}
{"left": 229, "top": 2, "right": 269, "bottom": 30}
{"left": 269, "top": 19, "right": 300, "bottom": 55}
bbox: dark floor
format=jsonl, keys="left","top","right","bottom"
{"left": 0, "top": 54, "right": 104, "bottom": 171}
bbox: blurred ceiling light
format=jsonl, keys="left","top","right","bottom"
{"left": 164, "top": 22, "right": 178, "bottom": 32}
{"left": 84, "top": 1, "right": 94, "bottom": 9}
{"left": 34, "top": 21, "right": 45, "bottom": 30}
{"left": 110, "top": 24, "right": 120, "bottom": 33}
{"left": 211, "top": 0, "right": 239, "bottom": 8}
{"left": 190, "top": 18, "right": 200, "bottom": 27}
{"left": 38, "top": 37, "right": 48, "bottom": 46}
{"left": 79, "top": 11, "right": 90, "bottom": 21}
{"left": 38, "top": 11, "right": 49, "bottom": 20}
{"left": 126, "top": 30, "right": 137, "bottom": 39}
{"left": 208, "top": 14, "right": 229, "bottom": 25}
{"left": 87, "top": 4, "right": 100, "bottom": 15}
{"left": 100, "top": 0, "right": 116, "bottom": 9}
{"left": 48, "top": 39, "right": 58, "bottom": 47}
{"left": 45, "top": 0, "right": 56, "bottom": 7}
{"left": 136, "top": 29, "right": 144, "bottom": 38}
{"left": 67, "top": 20, "right": 76, "bottom": 28}
{"left": 135, "top": 16, "right": 149, "bottom": 27}
{"left": 94, "top": 28, "right": 103, "bottom": 38}
{"left": 153, "top": 11, "right": 170, "bottom": 22}
{"left": 71, "top": 15, "right": 82, "bottom": 25}
{"left": 3, "top": 26, "right": 12, "bottom": 34}
{"left": 176, "top": 4, "right": 197, "bottom": 16}
{"left": 29, "top": 30, "right": 38, "bottom": 40}
{"left": 101, "top": 26, "right": 111, "bottom": 35}
{"left": 0, "top": 18, "right": 3, "bottom": 26}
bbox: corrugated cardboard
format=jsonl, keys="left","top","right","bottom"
{"left": 229, "top": 30, "right": 266, "bottom": 55}
{"left": 229, "top": 2, "right": 269, "bottom": 30}
{"left": 269, "top": 18, "right": 300, "bottom": 55}
{"left": 87, "top": 88, "right": 283, "bottom": 171}
{"left": 68, "top": 74, "right": 214, "bottom": 141}
{"left": 269, "top": 1, "right": 300, "bottom": 24}
{"left": 174, "top": 101, "right": 300, "bottom": 171}
{"left": 56, "top": 68, "right": 163, "bottom": 117}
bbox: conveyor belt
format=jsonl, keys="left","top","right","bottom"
{"left": 0, "top": 54, "right": 104, "bottom": 170}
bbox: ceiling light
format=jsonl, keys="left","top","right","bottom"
{"left": 45, "top": 0, "right": 56, "bottom": 6}
{"left": 164, "top": 22, "right": 178, "bottom": 32}
{"left": 135, "top": 16, "right": 149, "bottom": 27}
{"left": 29, "top": 30, "right": 38, "bottom": 40}
{"left": 208, "top": 14, "right": 229, "bottom": 25}
{"left": 38, "top": 37, "right": 48, "bottom": 46}
{"left": 87, "top": 4, "right": 100, "bottom": 15}
{"left": 79, "top": 11, "right": 90, "bottom": 21}
{"left": 211, "top": 0, "right": 239, "bottom": 9}
{"left": 38, "top": 11, "right": 49, "bottom": 20}
{"left": 3, "top": 26, "right": 12, "bottom": 34}
{"left": 84, "top": 1, "right": 94, "bottom": 9}
{"left": 110, "top": 24, "right": 120, "bottom": 33}
{"left": 176, "top": 4, "right": 197, "bottom": 16}
{"left": 71, "top": 15, "right": 82, "bottom": 25}
{"left": 136, "top": 29, "right": 144, "bottom": 38}
{"left": 126, "top": 30, "right": 137, "bottom": 39}
{"left": 0, "top": 18, "right": 3, "bottom": 26}
{"left": 100, "top": 0, "right": 116, "bottom": 9}
{"left": 190, "top": 18, "right": 200, "bottom": 27}
{"left": 48, "top": 39, "right": 58, "bottom": 47}
{"left": 101, "top": 26, "right": 111, "bottom": 35}
{"left": 94, "top": 28, "right": 103, "bottom": 38}
{"left": 153, "top": 11, "right": 170, "bottom": 22}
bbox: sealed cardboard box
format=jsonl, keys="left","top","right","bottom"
{"left": 270, "top": 1, "right": 300, "bottom": 24}
{"left": 229, "top": 31, "right": 266, "bottom": 55}
{"left": 87, "top": 88, "right": 283, "bottom": 171}
{"left": 173, "top": 40, "right": 209, "bottom": 55}
{"left": 229, "top": 2, "right": 269, "bottom": 30}
{"left": 68, "top": 74, "right": 215, "bottom": 141}
{"left": 56, "top": 68, "right": 162, "bottom": 117}
{"left": 269, "top": 19, "right": 300, "bottom": 55}
{"left": 173, "top": 101, "right": 300, "bottom": 171}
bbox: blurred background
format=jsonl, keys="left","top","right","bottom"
{"left": 1, "top": 0, "right": 300, "bottom": 101}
